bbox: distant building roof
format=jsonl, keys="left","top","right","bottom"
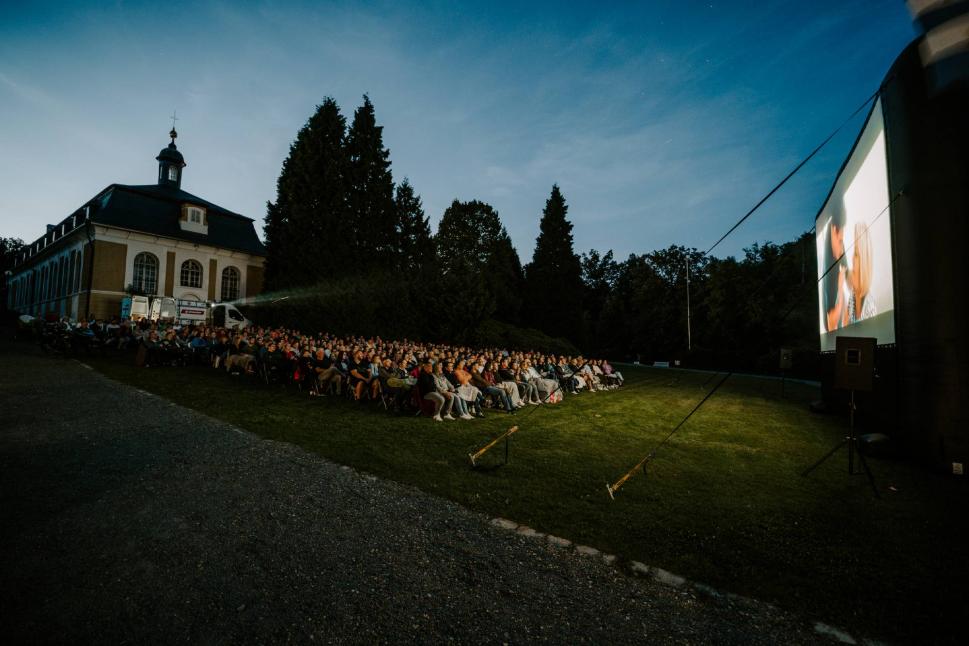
{"left": 92, "top": 183, "right": 266, "bottom": 256}
{"left": 12, "top": 129, "right": 266, "bottom": 269}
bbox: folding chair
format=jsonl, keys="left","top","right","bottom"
{"left": 376, "top": 381, "right": 395, "bottom": 411}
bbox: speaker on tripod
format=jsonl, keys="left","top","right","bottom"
{"left": 803, "top": 336, "right": 880, "bottom": 497}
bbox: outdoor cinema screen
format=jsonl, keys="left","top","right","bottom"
{"left": 816, "top": 98, "right": 895, "bottom": 352}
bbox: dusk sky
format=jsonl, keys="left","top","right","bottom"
{"left": 1, "top": 1, "right": 915, "bottom": 262}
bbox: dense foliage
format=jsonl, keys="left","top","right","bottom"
{"left": 591, "top": 234, "right": 818, "bottom": 374}
{"left": 260, "top": 97, "right": 819, "bottom": 373}
{"left": 1, "top": 237, "right": 25, "bottom": 315}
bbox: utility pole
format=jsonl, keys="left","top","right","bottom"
{"left": 686, "top": 258, "right": 692, "bottom": 351}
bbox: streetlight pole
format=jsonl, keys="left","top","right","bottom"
{"left": 686, "top": 258, "right": 692, "bottom": 352}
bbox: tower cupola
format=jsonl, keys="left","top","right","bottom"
{"left": 156, "top": 127, "right": 186, "bottom": 189}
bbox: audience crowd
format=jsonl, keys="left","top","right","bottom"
{"left": 35, "top": 315, "right": 624, "bottom": 422}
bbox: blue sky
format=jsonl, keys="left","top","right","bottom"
{"left": 0, "top": 1, "right": 915, "bottom": 261}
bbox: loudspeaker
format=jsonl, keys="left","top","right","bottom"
{"left": 779, "top": 348, "right": 793, "bottom": 371}
{"left": 835, "top": 336, "right": 876, "bottom": 392}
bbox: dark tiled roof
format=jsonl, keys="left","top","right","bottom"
{"left": 91, "top": 184, "right": 266, "bottom": 256}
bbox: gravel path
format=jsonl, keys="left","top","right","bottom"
{"left": 0, "top": 339, "right": 823, "bottom": 644}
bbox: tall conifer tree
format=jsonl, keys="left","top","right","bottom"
{"left": 264, "top": 97, "right": 349, "bottom": 289}
{"left": 394, "top": 179, "right": 434, "bottom": 273}
{"left": 346, "top": 95, "right": 397, "bottom": 266}
{"left": 524, "top": 184, "right": 584, "bottom": 340}
{"left": 436, "top": 200, "right": 523, "bottom": 327}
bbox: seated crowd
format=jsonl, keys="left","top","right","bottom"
{"left": 44, "top": 315, "right": 625, "bottom": 422}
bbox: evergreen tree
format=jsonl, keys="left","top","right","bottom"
{"left": 523, "top": 185, "right": 583, "bottom": 341}
{"left": 436, "top": 200, "right": 503, "bottom": 269}
{"left": 394, "top": 179, "right": 435, "bottom": 273}
{"left": 486, "top": 233, "right": 524, "bottom": 323}
{"left": 262, "top": 200, "right": 285, "bottom": 287}
{"left": 346, "top": 95, "right": 397, "bottom": 266}
{"left": 264, "top": 98, "right": 349, "bottom": 289}
{"left": 435, "top": 200, "right": 524, "bottom": 333}
{"left": 580, "top": 248, "right": 619, "bottom": 351}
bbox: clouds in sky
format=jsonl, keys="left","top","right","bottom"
{"left": 0, "top": 0, "right": 914, "bottom": 260}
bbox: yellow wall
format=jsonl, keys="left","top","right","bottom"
{"left": 246, "top": 264, "right": 264, "bottom": 298}
{"left": 208, "top": 258, "right": 218, "bottom": 300}
{"left": 164, "top": 251, "right": 176, "bottom": 296}
{"left": 90, "top": 240, "right": 128, "bottom": 292}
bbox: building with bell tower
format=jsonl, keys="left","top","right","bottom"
{"left": 6, "top": 127, "right": 266, "bottom": 320}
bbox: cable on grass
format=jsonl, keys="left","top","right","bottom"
{"left": 607, "top": 372, "right": 733, "bottom": 499}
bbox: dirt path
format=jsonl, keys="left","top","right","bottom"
{"left": 0, "top": 339, "right": 821, "bottom": 644}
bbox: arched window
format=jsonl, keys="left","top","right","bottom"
{"left": 220, "top": 266, "right": 240, "bottom": 301}
{"left": 133, "top": 252, "right": 159, "bottom": 294}
{"left": 180, "top": 259, "right": 202, "bottom": 288}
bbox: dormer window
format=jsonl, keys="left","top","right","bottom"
{"left": 179, "top": 204, "right": 208, "bottom": 234}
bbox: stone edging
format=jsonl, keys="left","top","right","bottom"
{"left": 490, "top": 517, "right": 885, "bottom": 646}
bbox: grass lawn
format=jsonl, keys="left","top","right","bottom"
{"left": 81, "top": 351, "right": 966, "bottom": 642}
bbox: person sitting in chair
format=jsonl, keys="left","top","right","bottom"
{"left": 418, "top": 361, "right": 453, "bottom": 421}
{"left": 472, "top": 361, "right": 514, "bottom": 413}
{"left": 349, "top": 350, "right": 379, "bottom": 401}
{"left": 312, "top": 348, "right": 342, "bottom": 396}
{"left": 434, "top": 361, "right": 472, "bottom": 419}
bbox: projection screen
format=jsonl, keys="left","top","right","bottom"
{"left": 816, "top": 98, "right": 895, "bottom": 352}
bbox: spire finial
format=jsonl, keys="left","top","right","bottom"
{"left": 169, "top": 110, "right": 179, "bottom": 143}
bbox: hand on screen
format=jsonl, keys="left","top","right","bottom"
{"left": 825, "top": 271, "right": 846, "bottom": 333}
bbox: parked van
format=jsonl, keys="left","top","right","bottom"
{"left": 123, "top": 296, "right": 251, "bottom": 329}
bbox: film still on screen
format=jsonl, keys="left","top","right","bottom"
{"left": 816, "top": 99, "right": 896, "bottom": 352}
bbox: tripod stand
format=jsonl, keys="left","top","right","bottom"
{"left": 802, "top": 390, "right": 880, "bottom": 498}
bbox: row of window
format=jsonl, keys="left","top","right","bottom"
{"left": 132, "top": 252, "right": 240, "bottom": 300}
{"left": 8, "top": 251, "right": 243, "bottom": 310}
{"left": 9, "top": 248, "right": 83, "bottom": 309}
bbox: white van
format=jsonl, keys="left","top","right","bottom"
{"left": 209, "top": 302, "right": 250, "bottom": 330}
{"left": 124, "top": 296, "right": 251, "bottom": 329}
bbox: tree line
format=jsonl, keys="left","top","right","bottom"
{"left": 258, "top": 96, "right": 821, "bottom": 371}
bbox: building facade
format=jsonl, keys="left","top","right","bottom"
{"left": 6, "top": 130, "right": 266, "bottom": 320}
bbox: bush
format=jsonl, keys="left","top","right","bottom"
{"left": 470, "top": 319, "right": 580, "bottom": 356}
